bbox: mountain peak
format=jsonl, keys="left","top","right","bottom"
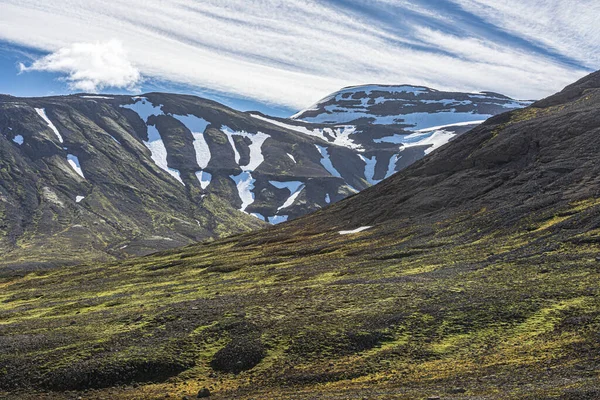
{"left": 287, "top": 69, "right": 600, "bottom": 231}
{"left": 291, "top": 84, "right": 531, "bottom": 126}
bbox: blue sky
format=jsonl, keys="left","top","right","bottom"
{"left": 0, "top": 42, "right": 296, "bottom": 117}
{"left": 0, "top": 0, "right": 598, "bottom": 117}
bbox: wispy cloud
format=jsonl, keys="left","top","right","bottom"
{"left": 0, "top": 0, "right": 596, "bottom": 109}
{"left": 19, "top": 40, "right": 140, "bottom": 92}
{"left": 449, "top": 0, "right": 600, "bottom": 68}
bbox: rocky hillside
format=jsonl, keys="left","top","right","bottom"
{"left": 1, "top": 72, "right": 598, "bottom": 399}
{"left": 0, "top": 88, "right": 528, "bottom": 269}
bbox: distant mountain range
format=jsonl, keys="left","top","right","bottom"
{"left": 0, "top": 86, "right": 529, "bottom": 269}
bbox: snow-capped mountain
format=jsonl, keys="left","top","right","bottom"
{"left": 0, "top": 87, "right": 529, "bottom": 267}
{"left": 292, "top": 84, "right": 532, "bottom": 126}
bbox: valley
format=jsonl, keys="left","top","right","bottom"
{"left": 1, "top": 71, "right": 599, "bottom": 399}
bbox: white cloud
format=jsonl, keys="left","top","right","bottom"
{"left": 19, "top": 40, "right": 140, "bottom": 92}
{"left": 449, "top": 0, "right": 600, "bottom": 69}
{"left": 0, "top": 0, "right": 597, "bottom": 109}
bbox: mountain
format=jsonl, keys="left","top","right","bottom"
{"left": 1, "top": 72, "right": 598, "bottom": 399}
{"left": 0, "top": 88, "right": 528, "bottom": 269}
{"left": 291, "top": 84, "right": 531, "bottom": 125}
{"left": 0, "top": 94, "right": 264, "bottom": 269}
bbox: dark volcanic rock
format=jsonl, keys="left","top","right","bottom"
{"left": 210, "top": 337, "right": 266, "bottom": 373}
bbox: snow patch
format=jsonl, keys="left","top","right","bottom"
{"left": 269, "top": 215, "right": 289, "bottom": 224}
{"left": 339, "top": 226, "right": 372, "bottom": 235}
{"left": 146, "top": 126, "right": 185, "bottom": 185}
{"left": 171, "top": 114, "right": 211, "bottom": 169}
{"left": 296, "top": 107, "right": 490, "bottom": 129}
{"left": 287, "top": 153, "right": 296, "bottom": 163}
{"left": 35, "top": 108, "right": 63, "bottom": 142}
{"left": 75, "top": 195, "right": 85, "bottom": 203}
{"left": 230, "top": 171, "right": 255, "bottom": 212}
{"left": 196, "top": 171, "right": 212, "bottom": 190}
{"left": 108, "top": 134, "right": 121, "bottom": 144}
{"left": 321, "top": 125, "right": 361, "bottom": 150}
{"left": 80, "top": 95, "right": 114, "bottom": 99}
{"left": 375, "top": 129, "right": 456, "bottom": 155}
{"left": 221, "top": 126, "right": 270, "bottom": 171}
{"left": 250, "top": 114, "right": 361, "bottom": 150}
{"left": 315, "top": 145, "right": 341, "bottom": 178}
{"left": 251, "top": 213, "right": 266, "bottom": 221}
{"left": 120, "top": 97, "right": 163, "bottom": 123}
{"left": 12, "top": 135, "right": 24, "bottom": 145}
{"left": 399, "top": 112, "right": 492, "bottom": 131}
{"left": 336, "top": 85, "right": 428, "bottom": 97}
{"left": 386, "top": 154, "right": 401, "bottom": 178}
{"left": 121, "top": 98, "right": 184, "bottom": 185}
{"left": 270, "top": 180, "right": 304, "bottom": 211}
{"left": 414, "top": 120, "right": 486, "bottom": 133}
{"left": 67, "top": 154, "right": 85, "bottom": 179}
{"left": 251, "top": 114, "right": 318, "bottom": 137}
{"left": 325, "top": 193, "right": 331, "bottom": 204}
{"left": 359, "top": 155, "right": 379, "bottom": 185}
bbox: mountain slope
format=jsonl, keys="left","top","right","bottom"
{"left": 1, "top": 73, "right": 599, "bottom": 399}
{"left": 0, "top": 94, "right": 265, "bottom": 270}
{"left": 0, "top": 89, "right": 528, "bottom": 268}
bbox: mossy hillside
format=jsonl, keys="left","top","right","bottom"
{"left": 1, "top": 194, "right": 599, "bottom": 399}
{"left": 0, "top": 99, "right": 265, "bottom": 271}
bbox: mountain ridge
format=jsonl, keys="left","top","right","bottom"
{"left": 0, "top": 86, "right": 529, "bottom": 269}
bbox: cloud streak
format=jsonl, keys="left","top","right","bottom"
{"left": 0, "top": 0, "right": 597, "bottom": 109}
{"left": 19, "top": 40, "right": 140, "bottom": 92}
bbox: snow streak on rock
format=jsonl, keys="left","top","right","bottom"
{"left": 359, "top": 155, "right": 379, "bottom": 185}
{"left": 35, "top": 108, "right": 63, "bottom": 142}
{"left": 196, "top": 171, "right": 212, "bottom": 190}
{"left": 315, "top": 145, "right": 341, "bottom": 178}
{"left": 222, "top": 126, "right": 270, "bottom": 171}
{"left": 270, "top": 181, "right": 305, "bottom": 211}
{"left": 121, "top": 98, "right": 185, "bottom": 185}
{"left": 67, "top": 154, "right": 85, "bottom": 179}
{"left": 171, "top": 114, "right": 211, "bottom": 169}
{"left": 339, "top": 226, "right": 372, "bottom": 235}
{"left": 230, "top": 171, "right": 255, "bottom": 212}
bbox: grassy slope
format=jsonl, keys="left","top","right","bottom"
{"left": 1, "top": 196, "right": 599, "bottom": 399}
